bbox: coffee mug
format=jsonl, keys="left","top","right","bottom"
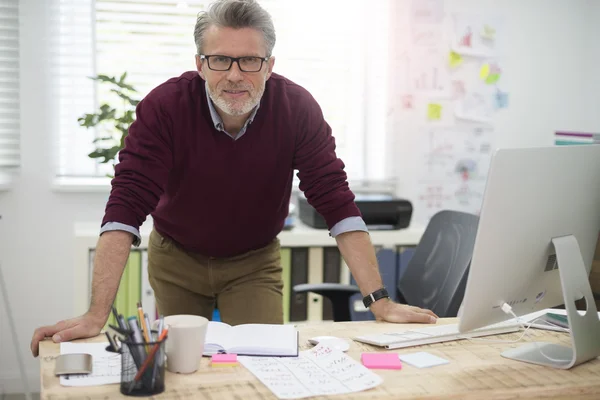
{"left": 153, "top": 314, "right": 208, "bottom": 373}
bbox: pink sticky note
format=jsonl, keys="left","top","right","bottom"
{"left": 361, "top": 353, "right": 402, "bottom": 370}
{"left": 212, "top": 354, "right": 238, "bottom": 363}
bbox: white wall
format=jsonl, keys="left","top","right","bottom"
{"left": 389, "top": 0, "right": 600, "bottom": 218}
{"left": 0, "top": 0, "right": 599, "bottom": 393}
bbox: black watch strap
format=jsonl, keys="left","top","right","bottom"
{"left": 362, "top": 287, "right": 390, "bottom": 308}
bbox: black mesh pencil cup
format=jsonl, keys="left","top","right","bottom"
{"left": 119, "top": 330, "right": 167, "bottom": 396}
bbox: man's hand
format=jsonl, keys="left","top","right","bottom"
{"left": 30, "top": 312, "right": 106, "bottom": 357}
{"left": 370, "top": 298, "right": 438, "bottom": 324}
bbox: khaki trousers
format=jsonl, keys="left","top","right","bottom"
{"left": 147, "top": 229, "right": 284, "bottom": 325}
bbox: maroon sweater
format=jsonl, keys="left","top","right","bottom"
{"left": 102, "top": 71, "right": 361, "bottom": 257}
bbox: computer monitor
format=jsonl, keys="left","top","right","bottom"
{"left": 458, "top": 144, "right": 600, "bottom": 369}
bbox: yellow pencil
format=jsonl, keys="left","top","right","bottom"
{"left": 137, "top": 302, "right": 150, "bottom": 343}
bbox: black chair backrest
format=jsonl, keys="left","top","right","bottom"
{"left": 397, "top": 210, "right": 479, "bottom": 318}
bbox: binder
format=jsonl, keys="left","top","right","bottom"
{"left": 280, "top": 248, "right": 292, "bottom": 323}
{"left": 307, "top": 247, "right": 323, "bottom": 321}
{"left": 322, "top": 247, "right": 342, "bottom": 321}
{"left": 289, "top": 248, "right": 308, "bottom": 321}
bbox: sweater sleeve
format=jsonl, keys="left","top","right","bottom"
{"left": 293, "top": 93, "right": 362, "bottom": 229}
{"left": 101, "top": 95, "right": 173, "bottom": 230}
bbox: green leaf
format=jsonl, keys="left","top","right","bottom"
{"left": 91, "top": 74, "right": 118, "bottom": 85}
{"left": 110, "top": 88, "right": 139, "bottom": 104}
{"left": 93, "top": 136, "right": 117, "bottom": 143}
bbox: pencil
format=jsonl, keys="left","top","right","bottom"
{"left": 137, "top": 302, "right": 150, "bottom": 343}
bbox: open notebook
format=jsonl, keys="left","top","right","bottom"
{"left": 204, "top": 321, "right": 299, "bottom": 357}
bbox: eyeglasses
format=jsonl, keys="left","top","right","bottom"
{"left": 200, "top": 54, "right": 269, "bottom": 72}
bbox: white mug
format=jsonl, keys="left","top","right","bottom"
{"left": 154, "top": 314, "right": 208, "bottom": 374}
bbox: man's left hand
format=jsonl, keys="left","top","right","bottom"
{"left": 370, "top": 299, "right": 438, "bottom": 324}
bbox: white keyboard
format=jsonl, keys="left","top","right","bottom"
{"left": 354, "top": 320, "right": 520, "bottom": 349}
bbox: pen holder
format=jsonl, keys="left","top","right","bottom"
{"left": 120, "top": 330, "right": 167, "bottom": 397}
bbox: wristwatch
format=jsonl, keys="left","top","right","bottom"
{"left": 362, "top": 287, "right": 390, "bottom": 308}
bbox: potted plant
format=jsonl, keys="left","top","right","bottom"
{"left": 77, "top": 72, "right": 139, "bottom": 175}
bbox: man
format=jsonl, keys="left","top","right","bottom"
{"left": 31, "top": 0, "right": 436, "bottom": 357}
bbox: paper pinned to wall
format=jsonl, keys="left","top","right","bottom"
{"left": 239, "top": 344, "right": 382, "bottom": 399}
{"left": 410, "top": 0, "right": 444, "bottom": 24}
{"left": 410, "top": 50, "right": 452, "bottom": 98}
{"left": 451, "top": 14, "right": 505, "bottom": 57}
{"left": 411, "top": 25, "right": 444, "bottom": 48}
{"left": 455, "top": 86, "right": 494, "bottom": 123}
{"left": 414, "top": 126, "right": 494, "bottom": 224}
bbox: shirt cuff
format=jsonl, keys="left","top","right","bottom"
{"left": 329, "top": 216, "right": 369, "bottom": 237}
{"left": 100, "top": 222, "right": 142, "bottom": 247}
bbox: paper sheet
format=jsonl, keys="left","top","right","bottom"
{"left": 413, "top": 126, "right": 493, "bottom": 224}
{"left": 451, "top": 14, "right": 506, "bottom": 57}
{"left": 59, "top": 342, "right": 121, "bottom": 387}
{"left": 238, "top": 344, "right": 382, "bottom": 399}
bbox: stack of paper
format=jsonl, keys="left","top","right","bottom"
{"left": 239, "top": 344, "right": 382, "bottom": 399}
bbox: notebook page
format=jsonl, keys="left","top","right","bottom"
{"left": 204, "top": 321, "right": 233, "bottom": 355}
{"left": 239, "top": 343, "right": 382, "bottom": 399}
{"left": 229, "top": 324, "right": 297, "bottom": 355}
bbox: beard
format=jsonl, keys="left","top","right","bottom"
{"left": 207, "top": 79, "right": 266, "bottom": 117}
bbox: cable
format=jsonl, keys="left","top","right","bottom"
{"left": 500, "top": 303, "right": 571, "bottom": 364}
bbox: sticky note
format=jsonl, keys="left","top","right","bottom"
{"left": 479, "top": 63, "right": 490, "bottom": 80}
{"left": 427, "top": 103, "right": 442, "bottom": 121}
{"left": 398, "top": 352, "right": 449, "bottom": 368}
{"left": 494, "top": 90, "right": 509, "bottom": 109}
{"left": 361, "top": 353, "right": 402, "bottom": 370}
{"left": 449, "top": 51, "right": 463, "bottom": 68}
{"left": 480, "top": 63, "right": 501, "bottom": 84}
{"left": 481, "top": 24, "right": 496, "bottom": 40}
{"left": 212, "top": 354, "right": 237, "bottom": 363}
{"left": 211, "top": 353, "right": 238, "bottom": 366}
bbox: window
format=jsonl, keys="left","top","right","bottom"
{"left": 57, "top": 0, "right": 390, "bottom": 183}
{"left": 0, "top": 0, "right": 20, "bottom": 174}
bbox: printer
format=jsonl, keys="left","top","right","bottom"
{"left": 297, "top": 194, "right": 413, "bottom": 230}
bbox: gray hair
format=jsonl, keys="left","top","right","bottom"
{"left": 194, "top": 0, "right": 276, "bottom": 57}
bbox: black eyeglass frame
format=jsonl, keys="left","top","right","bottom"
{"left": 199, "top": 54, "right": 270, "bottom": 72}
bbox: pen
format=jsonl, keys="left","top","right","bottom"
{"left": 128, "top": 316, "right": 148, "bottom": 365}
{"left": 151, "top": 315, "right": 165, "bottom": 386}
{"left": 144, "top": 312, "right": 152, "bottom": 340}
{"left": 111, "top": 305, "right": 120, "bottom": 323}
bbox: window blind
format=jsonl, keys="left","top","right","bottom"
{"left": 0, "top": 0, "right": 20, "bottom": 170}
{"left": 57, "top": 0, "right": 388, "bottom": 181}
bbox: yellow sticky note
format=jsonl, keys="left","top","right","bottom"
{"left": 427, "top": 103, "right": 442, "bottom": 121}
{"left": 449, "top": 51, "right": 463, "bottom": 68}
{"left": 481, "top": 63, "right": 501, "bottom": 84}
{"left": 479, "top": 63, "right": 490, "bottom": 79}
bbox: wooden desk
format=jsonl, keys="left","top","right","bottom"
{"left": 39, "top": 318, "right": 600, "bottom": 400}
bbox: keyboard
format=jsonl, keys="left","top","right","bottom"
{"left": 353, "top": 320, "right": 521, "bottom": 349}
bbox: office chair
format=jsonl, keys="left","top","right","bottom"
{"left": 293, "top": 210, "right": 479, "bottom": 321}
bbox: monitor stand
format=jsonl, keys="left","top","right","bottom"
{"left": 501, "top": 235, "right": 600, "bottom": 369}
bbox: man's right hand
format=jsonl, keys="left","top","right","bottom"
{"left": 30, "top": 312, "right": 106, "bottom": 357}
